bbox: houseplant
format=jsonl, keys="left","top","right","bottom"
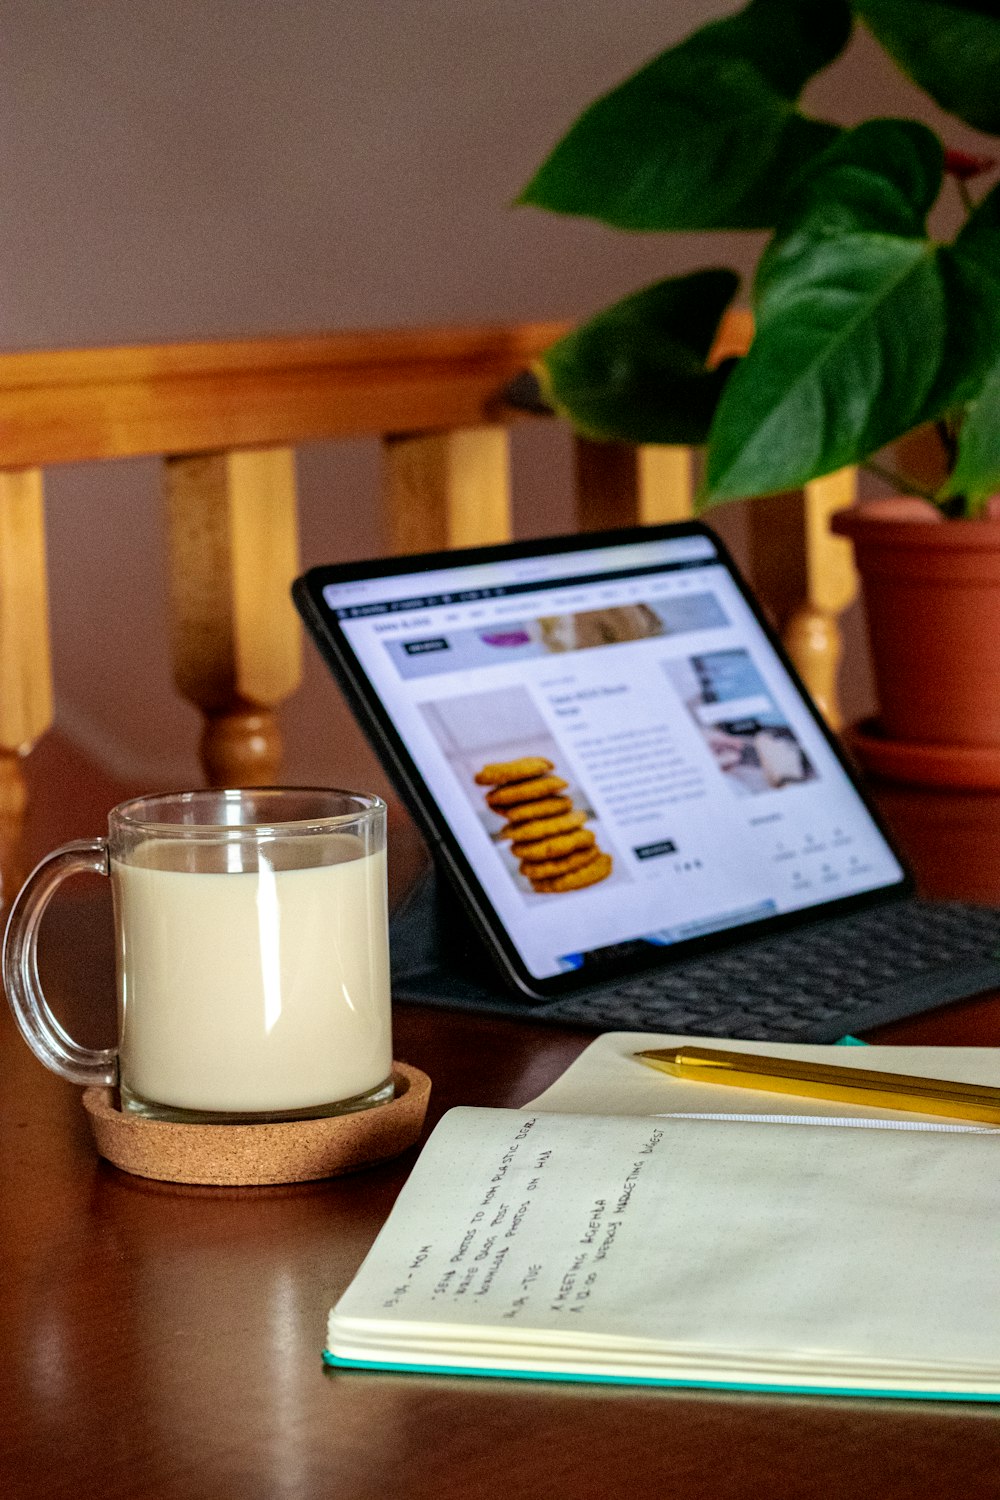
{"left": 515, "top": 0, "right": 1000, "bottom": 770}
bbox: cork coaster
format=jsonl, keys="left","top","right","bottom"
{"left": 82, "top": 1062, "right": 431, "bottom": 1187}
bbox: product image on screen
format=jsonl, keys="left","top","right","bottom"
{"left": 664, "top": 649, "right": 817, "bottom": 797}
{"left": 419, "top": 687, "right": 623, "bottom": 901}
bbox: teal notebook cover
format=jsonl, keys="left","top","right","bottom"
{"left": 322, "top": 1351, "right": 998, "bottom": 1402}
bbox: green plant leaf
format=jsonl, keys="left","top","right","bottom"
{"left": 765, "top": 118, "right": 943, "bottom": 255}
{"left": 519, "top": 0, "right": 850, "bottom": 231}
{"left": 941, "top": 357, "right": 1000, "bottom": 507}
{"left": 938, "top": 182, "right": 1000, "bottom": 503}
{"left": 538, "top": 270, "right": 740, "bottom": 445}
{"left": 755, "top": 118, "right": 943, "bottom": 307}
{"left": 950, "top": 174, "right": 1000, "bottom": 276}
{"left": 704, "top": 120, "right": 947, "bottom": 501}
{"left": 935, "top": 181, "right": 1000, "bottom": 412}
{"left": 856, "top": 1, "right": 1000, "bottom": 136}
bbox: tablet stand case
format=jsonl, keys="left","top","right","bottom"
{"left": 389, "top": 863, "right": 546, "bottom": 1018}
{"left": 388, "top": 860, "right": 1000, "bottom": 1040}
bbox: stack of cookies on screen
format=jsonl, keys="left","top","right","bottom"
{"left": 474, "top": 757, "right": 613, "bottom": 893}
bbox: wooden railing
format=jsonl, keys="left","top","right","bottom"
{"left": 0, "top": 313, "right": 857, "bottom": 870}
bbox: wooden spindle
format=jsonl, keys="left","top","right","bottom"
{"left": 382, "top": 427, "right": 511, "bottom": 553}
{"left": 163, "top": 448, "right": 302, "bottom": 787}
{"left": 0, "top": 468, "right": 53, "bottom": 901}
{"left": 573, "top": 439, "right": 694, "bottom": 531}
{"left": 746, "top": 468, "right": 858, "bottom": 727}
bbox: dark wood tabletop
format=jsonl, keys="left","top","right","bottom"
{"left": 4, "top": 750, "right": 1000, "bottom": 1500}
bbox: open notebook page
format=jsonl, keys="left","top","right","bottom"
{"left": 329, "top": 1107, "right": 1000, "bottom": 1392}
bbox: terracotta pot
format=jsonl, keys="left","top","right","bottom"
{"left": 832, "top": 503, "right": 1000, "bottom": 748}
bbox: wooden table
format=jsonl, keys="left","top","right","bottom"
{"left": 3, "top": 761, "right": 1000, "bottom": 1500}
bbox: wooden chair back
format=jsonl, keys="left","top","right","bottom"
{"left": 0, "top": 313, "right": 858, "bottom": 891}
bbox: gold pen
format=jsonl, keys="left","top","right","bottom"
{"left": 634, "top": 1045, "right": 1000, "bottom": 1126}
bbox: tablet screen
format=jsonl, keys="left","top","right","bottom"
{"left": 315, "top": 530, "right": 906, "bottom": 984}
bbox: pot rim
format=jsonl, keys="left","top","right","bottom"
{"left": 832, "top": 509, "right": 1000, "bottom": 550}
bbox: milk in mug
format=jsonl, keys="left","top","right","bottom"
{"left": 111, "top": 833, "right": 392, "bottom": 1115}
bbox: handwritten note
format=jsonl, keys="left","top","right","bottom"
{"left": 332, "top": 1106, "right": 1000, "bottom": 1372}
{"left": 342, "top": 1113, "right": 681, "bottom": 1333}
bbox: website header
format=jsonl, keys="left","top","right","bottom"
{"left": 322, "top": 534, "right": 717, "bottom": 614}
{"left": 327, "top": 556, "right": 717, "bottom": 620}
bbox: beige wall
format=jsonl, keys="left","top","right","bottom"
{"left": 2, "top": 2, "right": 990, "bottom": 798}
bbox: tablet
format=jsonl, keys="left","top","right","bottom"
{"left": 294, "top": 522, "right": 908, "bottom": 1000}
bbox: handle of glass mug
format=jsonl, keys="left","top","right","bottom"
{"left": 3, "top": 839, "right": 117, "bottom": 1087}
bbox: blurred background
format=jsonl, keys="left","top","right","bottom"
{"left": 3, "top": 0, "right": 989, "bottom": 802}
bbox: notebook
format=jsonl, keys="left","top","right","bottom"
{"left": 325, "top": 1042, "right": 1000, "bottom": 1399}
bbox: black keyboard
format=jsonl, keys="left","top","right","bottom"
{"left": 529, "top": 899, "right": 1000, "bottom": 1041}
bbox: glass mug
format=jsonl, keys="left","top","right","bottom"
{"left": 3, "top": 789, "right": 393, "bottom": 1123}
